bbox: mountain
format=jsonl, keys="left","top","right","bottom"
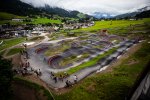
{"left": 0, "top": 0, "right": 44, "bottom": 16}
{"left": 90, "top": 12, "right": 114, "bottom": 19}
{"left": 40, "top": 5, "right": 92, "bottom": 18}
{"left": 137, "top": 6, "right": 150, "bottom": 12}
{"left": 115, "top": 12, "right": 139, "bottom": 19}
{"left": 135, "top": 10, "right": 150, "bottom": 18}
{"left": 0, "top": 0, "right": 93, "bottom": 19}
{"left": 115, "top": 6, "right": 150, "bottom": 18}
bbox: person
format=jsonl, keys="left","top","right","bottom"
{"left": 53, "top": 76, "right": 57, "bottom": 83}
{"left": 65, "top": 80, "right": 71, "bottom": 87}
{"left": 43, "top": 57, "right": 46, "bottom": 62}
{"left": 31, "top": 67, "right": 34, "bottom": 72}
{"left": 35, "top": 70, "right": 39, "bottom": 76}
{"left": 73, "top": 75, "right": 78, "bottom": 83}
{"left": 64, "top": 72, "right": 69, "bottom": 77}
{"left": 50, "top": 72, "right": 54, "bottom": 79}
{"left": 19, "top": 62, "right": 22, "bottom": 68}
{"left": 60, "top": 75, "right": 63, "bottom": 82}
{"left": 27, "top": 62, "right": 30, "bottom": 67}
{"left": 38, "top": 69, "right": 42, "bottom": 76}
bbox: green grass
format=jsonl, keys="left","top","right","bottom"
{"left": 0, "top": 12, "right": 25, "bottom": 25}
{"left": 0, "top": 12, "right": 24, "bottom": 20}
{"left": 0, "top": 37, "right": 26, "bottom": 51}
{"left": 13, "top": 77, "right": 53, "bottom": 100}
{"left": 6, "top": 48, "right": 24, "bottom": 56}
{"left": 59, "top": 53, "right": 90, "bottom": 67}
{"left": 54, "top": 41, "right": 150, "bottom": 100}
{"left": 56, "top": 47, "right": 117, "bottom": 76}
{"left": 30, "top": 18, "right": 61, "bottom": 24}
{"left": 0, "top": 16, "right": 61, "bottom": 25}
{"left": 72, "top": 18, "right": 150, "bottom": 33}
{"left": 45, "top": 42, "right": 71, "bottom": 57}
{"left": 28, "top": 36, "right": 45, "bottom": 41}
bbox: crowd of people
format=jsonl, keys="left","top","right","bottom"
{"left": 49, "top": 71, "right": 78, "bottom": 87}
{"left": 13, "top": 48, "right": 42, "bottom": 77}
{"left": 14, "top": 47, "right": 79, "bottom": 88}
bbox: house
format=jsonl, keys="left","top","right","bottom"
{"left": 31, "top": 31, "right": 41, "bottom": 35}
{"left": 129, "top": 18, "right": 136, "bottom": 21}
{"left": 12, "top": 19, "right": 23, "bottom": 22}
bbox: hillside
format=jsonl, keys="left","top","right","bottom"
{"left": 0, "top": 0, "right": 92, "bottom": 19}
{"left": 40, "top": 5, "right": 92, "bottom": 19}
{"left": 0, "top": 12, "right": 24, "bottom": 20}
{"left": 115, "top": 12, "right": 139, "bottom": 19}
{"left": 136, "top": 10, "right": 150, "bottom": 18}
{"left": 115, "top": 6, "right": 150, "bottom": 19}
{"left": 0, "top": 0, "right": 44, "bottom": 16}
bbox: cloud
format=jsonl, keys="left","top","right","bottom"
{"left": 20, "top": 0, "right": 150, "bottom": 15}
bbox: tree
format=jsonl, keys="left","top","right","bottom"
{"left": 0, "top": 56, "right": 13, "bottom": 100}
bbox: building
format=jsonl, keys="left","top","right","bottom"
{"left": 12, "top": 19, "right": 23, "bottom": 22}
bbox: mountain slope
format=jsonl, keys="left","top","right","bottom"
{"left": 115, "top": 6, "right": 150, "bottom": 18}
{"left": 115, "top": 12, "right": 139, "bottom": 18}
{"left": 0, "top": 0, "right": 44, "bottom": 16}
{"left": 40, "top": 5, "right": 92, "bottom": 18}
{"left": 0, "top": 12, "right": 24, "bottom": 20}
{"left": 135, "top": 10, "right": 150, "bottom": 18}
{"left": 0, "top": 0, "right": 92, "bottom": 19}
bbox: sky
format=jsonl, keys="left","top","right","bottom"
{"left": 20, "top": 0, "right": 150, "bottom": 15}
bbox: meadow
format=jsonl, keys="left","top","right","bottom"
{"left": 0, "top": 37, "right": 26, "bottom": 51}
{"left": 0, "top": 12, "right": 24, "bottom": 20}
{"left": 31, "top": 18, "right": 61, "bottom": 24}
{"left": 72, "top": 18, "right": 150, "bottom": 34}
{"left": 0, "top": 12, "right": 62, "bottom": 25}
{"left": 6, "top": 48, "right": 24, "bottom": 56}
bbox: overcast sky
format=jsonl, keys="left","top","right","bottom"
{"left": 20, "top": 0, "right": 150, "bottom": 15}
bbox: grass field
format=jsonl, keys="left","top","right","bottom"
{"left": 72, "top": 18, "right": 150, "bottom": 33}
{"left": 0, "top": 37, "right": 26, "bottom": 51}
{"left": 59, "top": 53, "right": 90, "bottom": 67}
{"left": 45, "top": 41, "right": 73, "bottom": 57}
{"left": 53, "top": 41, "right": 150, "bottom": 100}
{"left": 45, "top": 44, "right": 70, "bottom": 57}
{"left": 0, "top": 12, "right": 25, "bottom": 25}
{"left": 28, "top": 36, "right": 45, "bottom": 41}
{"left": 0, "top": 12, "right": 62, "bottom": 25}
{"left": 31, "top": 18, "right": 61, "bottom": 24}
{"left": 6, "top": 48, "right": 24, "bottom": 56}
{"left": 0, "top": 12, "right": 24, "bottom": 20}
{"left": 0, "top": 18, "right": 62, "bottom": 25}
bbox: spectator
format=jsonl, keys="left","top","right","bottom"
{"left": 38, "top": 69, "right": 42, "bottom": 76}
{"left": 73, "top": 75, "right": 78, "bottom": 83}
{"left": 53, "top": 76, "right": 57, "bottom": 83}
{"left": 60, "top": 75, "right": 63, "bottom": 82}
{"left": 65, "top": 80, "right": 71, "bottom": 87}
{"left": 50, "top": 72, "right": 54, "bottom": 78}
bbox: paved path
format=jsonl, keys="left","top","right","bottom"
{"left": 28, "top": 39, "right": 138, "bottom": 88}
